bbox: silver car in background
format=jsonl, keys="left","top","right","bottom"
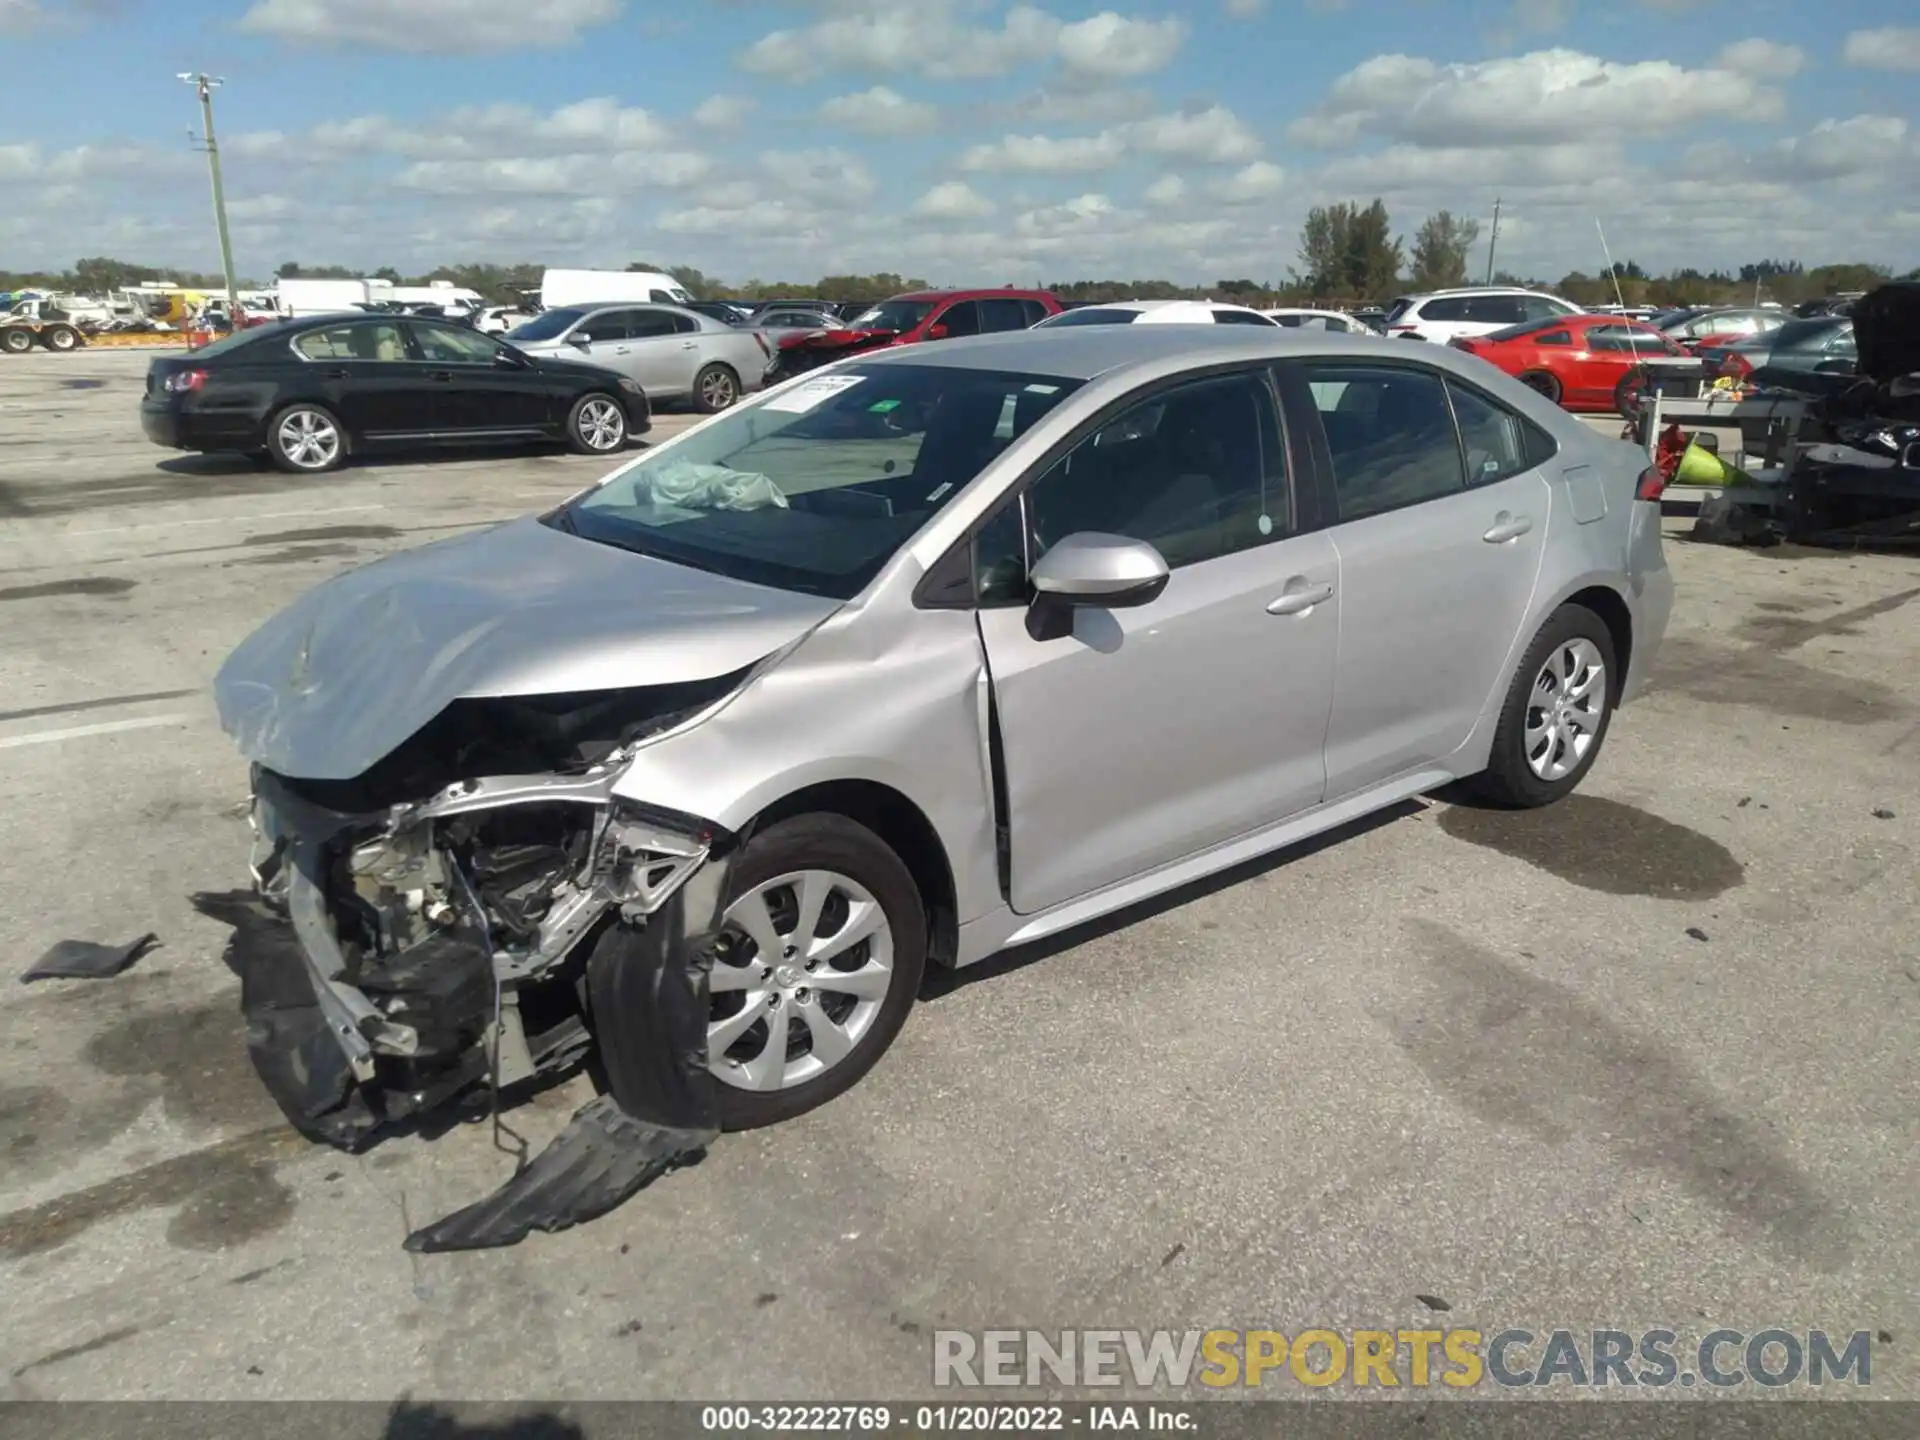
{"left": 214, "top": 327, "right": 1672, "bottom": 1224}
{"left": 508, "top": 301, "right": 774, "bottom": 412}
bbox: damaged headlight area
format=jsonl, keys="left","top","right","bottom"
{"left": 235, "top": 682, "right": 746, "bottom": 1249}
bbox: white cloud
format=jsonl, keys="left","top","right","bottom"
{"left": 1842, "top": 27, "right": 1920, "bottom": 71}
{"left": 1223, "top": 0, "right": 1266, "bottom": 17}
{"left": 0, "top": 0, "right": 47, "bottom": 32}
{"left": 692, "top": 94, "right": 756, "bottom": 130}
{"left": 1125, "top": 105, "right": 1261, "bottom": 162}
{"left": 1214, "top": 160, "right": 1286, "bottom": 205}
{"left": 960, "top": 132, "right": 1127, "bottom": 172}
{"left": 1143, "top": 174, "right": 1186, "bottom": 207}
{"left": 225, "top": 194, "right": 298, "bottom": 221}
{"left": 1715, "top": 38, "right": 1805, "bottom": 79}
{"left": 230, "top": 98, "right": 673, "bottom": 163}
{"left": 1290, "top": 48, "right": 1781, "bottom": 148}
{"left": 760, "top": 147, "right": 879, "bottom": 200}
{"left": 395, "top": 151, "right": 709, "bottom": 195}
{"left": 1013, "top": 193, "right": 1116, "bottom": 241}
{"left": 740, "top": 2, "right": 1061, "bottom": 81}
{"left": 1771, "top": 115, "right": 1914, "bottom": 181}
{"left": 996, "top": 87, "right": 1158, "bottom": 125}
{"left": 238, "top": 0, "right": 620, "bottom": 52}
{"left": 911, "top": 181, "right": 997, "bottom": 220}
{"left": 819, "top": 86, "right": 939, "bottom": 135}
{"left": 1054, "top": 12, "right": 1186, "bottom": 79}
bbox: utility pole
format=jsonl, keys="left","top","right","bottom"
{"left": 1484, "top": 197, "right": 1502, "bottom": 286}
{"left": 179, "top": 72, "right": 240, "bottom": 320}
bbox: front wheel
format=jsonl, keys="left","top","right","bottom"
{"left": 266, "top": 403, "right": 348, "bottom": 474}
{"left": 43, "top": 325, "right": 79, "bottom": 352}
{"left": 567, "top": 392, "right": 627, "bottom": 454}
{"left": 702, "top": 815, "right": 927, "bottom": 1131}
{"left": 1467, "top": 604, "right": 1618, "bottom": 808}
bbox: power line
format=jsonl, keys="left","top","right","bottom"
{"left": 179, "top": 72, "right": 239, "bottom": 320}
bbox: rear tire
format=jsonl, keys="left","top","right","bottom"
{"left": 567, "top": 392, "right": 628, "bottom": 454}
{"left": 692, "top": 363, "right": 741, "bottom": 414}
{"left": 1466, "top": 603, "right": 1618, "bottom": 809}
{"left": 704, "top": 814, "right": 927, "bottom": 1131}
{"left": 266, "top": 403, "right": 348, "bottom": 474}
{"left": 1517, "top": 370, "right": 1563, "bottom": 405}
{"left": 1, "top": 327, "right": 32, "bottom": 355}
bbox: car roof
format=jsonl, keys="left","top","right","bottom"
{"left": 1408, "top": 286, "right": 1559, "bottom": 299}
{"left": 891, "top": 288, "right": 1056, "bottom": 302}
{"left": 848, "top": 323, "right": 1500, "bottom": 382}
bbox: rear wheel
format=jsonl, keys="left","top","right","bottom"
{"left": 1517, "top": 370, "right": 1563, "bottom": 405}
{"left": 0, "top": 327, "right": 32, "bottom": 355}
{"left": 43, "top": 325, "right": 79, "bottom": 352}
{"left": 1467, "top": 603, "right": 1618, "bottom": 808}
{"left": 567, "top": 392, "right": 627, "bottom": 454}
{"left": 692, "top": 363, "right": 741, "bottom": 414}
{"left": 703, "top": 815, "right": 926, "bottom": 1131}
{"left": 266, "top": 403, "right": 347, "bottom": 474}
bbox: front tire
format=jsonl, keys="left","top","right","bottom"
{"left": 1467, "top": 603, "right": 1618, "bottom": 808}
{"left": 43, "top": 325, "right": 79, "bottom": 352}
{"left": 266, "top": 403, "right": 348, "bottom": 474}
{"left": 703, "top": 815, "right": 927, "bottom": 1131}
{"left": 692, "top": 363, "right": 740, "bottom": 414}
{"left": 567, "top": 392, "right": 627, "bottom": 454}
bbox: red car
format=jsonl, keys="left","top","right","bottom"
{"left": 1449, "top": 314, "right": 1687, "bottom": 414}
{"left": 772, "top": 288, "right": 1063, "bottom": 375}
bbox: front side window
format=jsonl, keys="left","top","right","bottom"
{"left": 560, "top": 364, "right": 1082, "bottom": 600}
{"left": 294, "top": 322, "right": 407, "bottom": 362}
{"left": 937, "top": 301, "right": 981, "bottom": 337}
{"left": 412, "top": 324, "right": 503, "bottom": 364}
{"left": 974, "top": 371, "right": 1290, "bottom": 596}
{"left": 1303, "top": 364, "right": 1464, "bottom": 523}
{"left": 845, "top": 299, "right": 934, "bottom": 332}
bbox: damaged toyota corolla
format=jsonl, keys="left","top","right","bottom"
{"left": 215, "top": 326, "right": 1671, "bottom": 1248}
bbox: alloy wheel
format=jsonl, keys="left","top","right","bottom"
{"left": 577, "top": 398, "right": 624, "bottom": 451}
{"left": 699, "top": 369, "right": 737, "bottom": 410}
{"left": 707, "top": 868, "right": 895, "bottom": 1093}
{"left": 276, "top": 408, "right": 341, "bottom": 470}
{"left": 1524, "top": 637, "right": 1606, "bottom": 781}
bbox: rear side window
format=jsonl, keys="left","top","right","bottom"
{"left": 294, "top": 322, "right": 407, "bottom": 361}
{"left": 1516, "top": 295, "right": 1568, "bottom": 322}
{"left": 1302, "top": 364, "right": 1465, "bottom": 522}
{"left": 649, "top": 289, "right": 676, "bottom": 303}
{"left": 1448, "top": 382, "right": 1552, "bottom": 485}
{"left": 979, "top": 298, "right": 1031, "bottom": 333}
{"left": 1020, "top": 300, "right": 1052, "bottom": 326}
{"left": 1419, "top": 297, "right": 1471, "bottom": 322}
{"left": 1035, "top": 307, "right": 1140, "bottom": 327}
{"left": 1211, "top": 308, "right": 1275, "bottom": 325}
{"left": 1469, "top": 296, "right": 1525, "bottom": 325}
{"left": 1537, "top": 330, "right": 1572, "bottom": 347}
{"left": 670, "top": 312, "right": 701, "bottom": 334}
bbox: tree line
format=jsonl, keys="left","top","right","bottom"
{"left": 6, "top": 217, "right": 1914, "bottom": 311}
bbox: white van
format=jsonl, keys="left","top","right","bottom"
{"left": 539, "top": 269, "right": 694, "bottom": 311}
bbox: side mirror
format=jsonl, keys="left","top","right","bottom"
{"left": 925, "top": 323, "right": 949, "bottom": 340}
{"left": 567, "top": 332, "right": 591, "bottom": 349}
{"left": 1029, "top": 532, "right": 1170, "bottom": 608}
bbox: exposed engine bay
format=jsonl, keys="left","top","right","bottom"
{"left": 231, "top": 682, "right": 748, "bottom": 1249}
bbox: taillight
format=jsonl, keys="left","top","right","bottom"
{"left": 1636, "top": 464, "right": 1666, "bottom": 503}
{"left": 164, "top": 369, "right": 207, "bottom": 393}
{"left": 752, "top": 332, "right": 771, "bottom": 358}
{"left": 1390, "top": 324, "right": 1417, "bottom": 333}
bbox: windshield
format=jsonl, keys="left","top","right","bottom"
{"left": 844, "top": 300, "right": 933, "bottom": 332}
{"left": 507, "top": 308, "right": 585, "bottom": 342}
{"left": 556, "top": 363, "right": 1084, "bottom": 599}
{"left": 1033, "top": 307, "right": 1142, "bottom": 327}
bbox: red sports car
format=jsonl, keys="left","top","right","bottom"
{"left": 1450, "top": 314, "right": 1687, "bottom": 414}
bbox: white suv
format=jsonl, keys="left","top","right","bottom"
{"left": 1384, "top": 288, "right": 1583, "bottom": 344}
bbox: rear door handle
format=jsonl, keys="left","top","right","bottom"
{"left": 613, "top": 346, "right": 631, "bottom": 355}
{"left": 1267, "top": 579, "right": 1334, "bottom": 616}
{"left": 1483, "top": 512, "right": 1534, "bottom": 543}
{"left": 322, "top": 367, "right": 350, "bottom": 380}
{"left": 681, "top": 341, "right": 698, "bottom": 349}
{"left": 426, "top": 370, "right": 454, "bottom": 382}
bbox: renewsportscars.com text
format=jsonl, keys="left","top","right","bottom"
{"left": 933, "top": 1328, "right": 1875, "bottom": 1390}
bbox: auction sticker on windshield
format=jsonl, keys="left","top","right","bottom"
{"left": 763, "top": 374, "right": 867, "bottom": 413}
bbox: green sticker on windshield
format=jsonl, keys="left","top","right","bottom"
{"left": 869, "top": 399, "right": 901, "bottom": 412}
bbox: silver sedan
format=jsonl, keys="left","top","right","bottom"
{"left": 507, "top": 301, "right": 774, "bottom": 412}
{"left": 214, "top": 326, "right": 1672, "bottom": 1232}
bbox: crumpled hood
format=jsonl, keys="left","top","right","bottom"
{"left": 215, "top": 516, "right": 839, "bottom": 780}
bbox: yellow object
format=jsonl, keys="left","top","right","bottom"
{"left": 1674, "top": 439, "right": 1744, "bottom": 488}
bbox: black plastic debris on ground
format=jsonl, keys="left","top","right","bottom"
{"left": 403, "top": 1096, "right": 713, "bottom": 1253}
{"left": 20, "top": 933, "right": 159, "bottom": 984}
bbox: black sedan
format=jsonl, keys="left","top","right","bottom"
{"left": 141, "top": 313, "right": 651, "bottom": 474}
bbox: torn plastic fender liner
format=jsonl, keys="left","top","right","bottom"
{"left": 402, "top": 830, "right": 736, "bottom": 1253}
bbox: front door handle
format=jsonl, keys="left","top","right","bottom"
{"left": 681, "top": 341, "right": 698, "bottom": 349}
{"left": 425, "top": 370, "right": 454, "bottom": 382}
{"left": 1267, "top": 579, "right": 1334, "bottom": 616}
{"left": 1483, "top": 512, "right": 1534, "bottom": 543}
{"left": 613, "top": 345, "right": 631, "bottom": 355}
{"left": 322, "top": 367, "right": 350, "bottom": 380}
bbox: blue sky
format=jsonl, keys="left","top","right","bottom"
{"left": 3, "top": 0, "right": 1917, "bottom": 285}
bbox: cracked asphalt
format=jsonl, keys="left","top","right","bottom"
{"left": 0, "top": 349, "right": 1915, "bottom": 1403}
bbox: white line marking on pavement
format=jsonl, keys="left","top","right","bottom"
{"left": 63, "top": 504, "right": 386, "bottom": 538}
{"left": 0, "top": 714, "right": 191, "bottom": 749}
